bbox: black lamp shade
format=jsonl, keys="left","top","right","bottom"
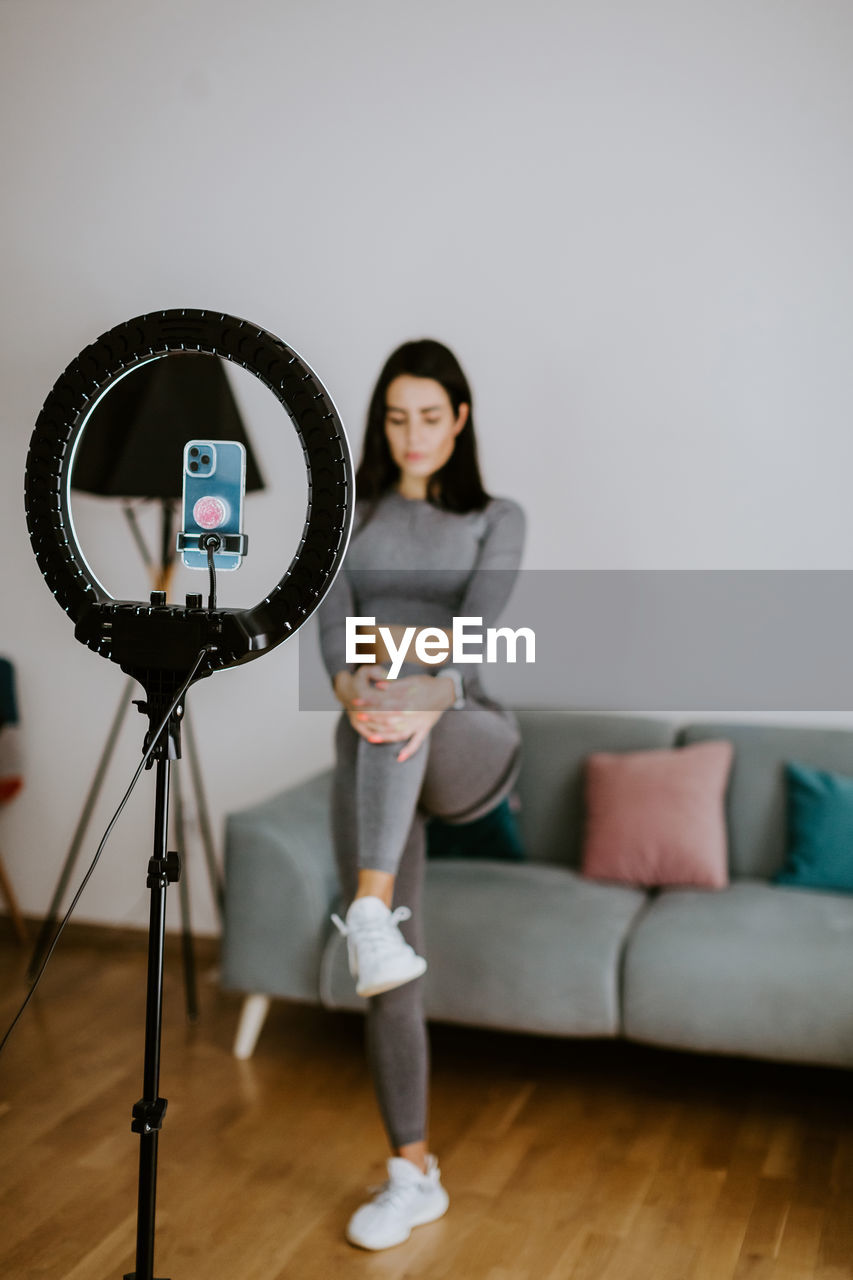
{"left": 70, "top": 352, "right": 264, "bottom": 498}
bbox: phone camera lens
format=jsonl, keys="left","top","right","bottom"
{"left": 189, "top": 447, "right": 199, "bottom": 457}
{"left": 189, "top": 462, "right": 199, "bottom": 472}
{"left": 201, "top": 454, "right": 210, "bottom": 465}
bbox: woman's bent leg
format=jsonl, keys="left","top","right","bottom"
{"left": 332, "top": 712, "right": 428, "bottom": 888}
{"left": 355, "top": 734, "right": 430, "bottom": 875}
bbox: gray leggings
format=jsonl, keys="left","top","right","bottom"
{"left": 330, "top": 667, "right": 521, "bottom": 1149}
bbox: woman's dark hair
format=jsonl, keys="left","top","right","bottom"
{"left": 354, "top": 339, "right": 491, "bottom": 519}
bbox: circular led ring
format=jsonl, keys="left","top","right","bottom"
{"left": 24, "top": 309, "right": 354, "bottom": 678}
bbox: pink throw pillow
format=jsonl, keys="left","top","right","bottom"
{"left": 581, "top": 740, "right": 734, "bottom": 889}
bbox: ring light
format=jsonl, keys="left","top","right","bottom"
{"left": 24, "top": 308, "right": 353, "bottom": 697}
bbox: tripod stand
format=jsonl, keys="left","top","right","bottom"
{"left": 123, "top": 669, "right": 201, "bottom": 1280}
{"left": 26, "top": 501, "right": 224, "bottom": 1016}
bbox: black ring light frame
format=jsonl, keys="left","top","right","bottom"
{"left": 22, "top": 309, "right": 353, "bottom": 1280}
{"left": 25, "top": 308, "right": 353, "bottom": 730}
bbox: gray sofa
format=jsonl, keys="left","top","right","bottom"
{"left": 221, "top": 709, "right": 853, "bottom": 1069}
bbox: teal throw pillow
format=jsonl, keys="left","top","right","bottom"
{"left": 773, "top": 760, "right": 853, "bottom": 893}
{"left": 426, "top": 796, "right": 525, "bottom": 861}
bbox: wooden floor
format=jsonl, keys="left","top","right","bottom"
{"left": 1, "top": 927, "right": 852, "bottom": 1280}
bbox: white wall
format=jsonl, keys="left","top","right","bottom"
{"left": 1, "top": 0, "right": 852, "bottom": 935}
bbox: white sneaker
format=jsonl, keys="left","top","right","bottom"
{"left": 346, "top": 1154, "right": 449, "bottom": 1250}
{"left": 330, "top": 896, "right": 427, "bottom": 998}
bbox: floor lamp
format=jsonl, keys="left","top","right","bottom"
{"left": 26, "top": 353, "right": 265, "bottom": 1017}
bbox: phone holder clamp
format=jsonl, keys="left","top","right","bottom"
{"left": 176, "top": 531, "right": 249, "bottom": 555}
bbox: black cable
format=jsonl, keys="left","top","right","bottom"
{"left": 0, "top": 648, "right": 210, "bottom": 1057}
{"left": 204, "top": 536, "right": 219, "bottom": 610}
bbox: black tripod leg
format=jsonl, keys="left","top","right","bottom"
{"left": 27, "top": 676, "right": 136, "bottom": 981}
{"left": 170, "top": 764, "right": 198, "bottom": 1022}
{"left": 183, "top": 709, "right": 225, "bottom": 924}
{"left": 125, "top": 756, "right": 174, "bottom": 1280}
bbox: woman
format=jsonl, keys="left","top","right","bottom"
{"left": 317, "top": 338, "right": 526, "bottom": 1251}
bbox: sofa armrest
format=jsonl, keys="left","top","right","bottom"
{"left": 221, "top": 768, "right": 338, "bottom": 1003}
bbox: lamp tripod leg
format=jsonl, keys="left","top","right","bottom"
{"left": 27, "top": 676, "right": 136, "bottom": 982}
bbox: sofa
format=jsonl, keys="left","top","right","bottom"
{"left": 220, "top": 708, "right": 853, "bottom": 1069}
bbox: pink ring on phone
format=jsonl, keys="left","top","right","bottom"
{"left": 193, "top": 495, "right": 230, "bottom": 530}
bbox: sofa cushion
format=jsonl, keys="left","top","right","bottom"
{"left": 678, "top": 722, "right": 853, "bottom": 879}
{"left": 512, "top": 709, "right": 676, "bottom": 868}
{"left": 581, "top": 740, "right": 734, "bottom": 888}
{"left": 320, "top": 859, "right": 648, "bottom": 1037}
{"left": 623, "top": 880, "right": 853, "bottom": 1068}
{"left": 773, "top": 761, "right": 853, "bottom": 893}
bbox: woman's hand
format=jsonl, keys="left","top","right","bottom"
{"left": 334, "top": 667, "right": 455, "bottom": 761}
{"left": 334, "top": 666, "right": 386, "bottom": 728}
{"left": 356, "top": 670, "right": 455, "bottom": 757}
{"left": 334, "top": 666, "right": 408, "bottom": 744}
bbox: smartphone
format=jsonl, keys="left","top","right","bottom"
{"left": 179, "top": 439, "right": 247, "bottom": 571}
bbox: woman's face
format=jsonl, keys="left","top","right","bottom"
{"left": 384, "top": 375, "right": 469, "bottom": 484}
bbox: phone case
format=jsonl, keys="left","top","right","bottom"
{"left": 180, "top": 440, "right": 247, "bottom": 570}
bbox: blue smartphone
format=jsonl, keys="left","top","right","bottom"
{"left": 179, "top": 439, "right": 247, "bottom": 571}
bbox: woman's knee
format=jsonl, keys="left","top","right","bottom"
{"left": 420, "top": 722, "right": 521, "bottom": 820}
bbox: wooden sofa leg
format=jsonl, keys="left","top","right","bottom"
{"left": 233, "top": 993, "right": 271, "bottom": 1060}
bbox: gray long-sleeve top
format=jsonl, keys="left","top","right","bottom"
{"left": 317, "top": 489, "right": 526, "bottom": 690}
